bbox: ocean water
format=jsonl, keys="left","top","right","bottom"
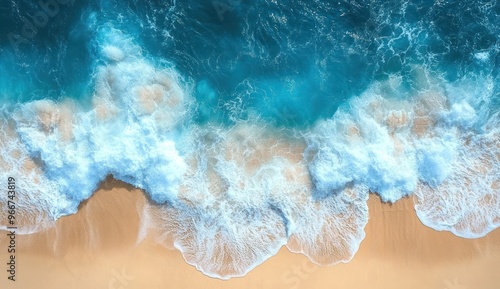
{"left": 0, "top": 0, "right": 499, "bottom": 279}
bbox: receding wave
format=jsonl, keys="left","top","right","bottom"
{"left": 0, "top": 0, "right": 499, "bottom": 280}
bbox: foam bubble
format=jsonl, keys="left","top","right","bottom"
{"left": 474, "top": 51, "right": 490, "bottom": 62}
{"left": 102, "top": 45, "right": 125, "bottom": 62}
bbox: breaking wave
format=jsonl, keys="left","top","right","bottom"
{"left": 0, "top": 0, "right": 498, "bottom": 279}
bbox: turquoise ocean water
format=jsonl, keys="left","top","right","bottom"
{"left": 0, "top": 0, "right": 499, "bottom": 278}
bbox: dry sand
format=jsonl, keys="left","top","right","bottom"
{"left": 1, "top": 177, "right": 499, "bottom": 289}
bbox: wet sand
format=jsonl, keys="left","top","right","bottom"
{"left": 0, "top": 177, "right": 499, "bottom": 289}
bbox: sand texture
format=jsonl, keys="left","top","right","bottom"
{"left": 0, "top": 178, "right": 499, "bottom": 289}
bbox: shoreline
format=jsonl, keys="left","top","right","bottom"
{"left": 0, "top": 178, "right": 499, "bottom": 289}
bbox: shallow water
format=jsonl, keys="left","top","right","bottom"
{"left": 0, "top": 0, "right": 499, "bottom": 279}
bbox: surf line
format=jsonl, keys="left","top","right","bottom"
{"left": 6, "top": 177, "right": 17, "bottom": 282}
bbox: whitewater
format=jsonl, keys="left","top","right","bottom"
{"left": 0, "top": 0, "right": 499, "bottom": 279}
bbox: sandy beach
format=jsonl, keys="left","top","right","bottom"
{"left": 1, "top": 177, "right": 499, "bottom": 289}
{"left": 1, "top": 1, "right": 498, "bottom": 288}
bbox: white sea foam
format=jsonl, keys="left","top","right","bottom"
{"left": 5, "top": 31, "right": 190, "bottom": 218}
{"left": 474, "top": 51, "right": 490, "bottom": 62}
{"left": 414, "top": 113, "right": 500, "bottom": 238}
{"left": 102, "top": 45, "right": 126, "bottom": 62}
{"left": 0, "top": 30, "right": 498, "bottom": 280}
{"left": 164, "top": 123, "right": 307, "bottom": 278}
{"left": 0, "top": 119, "right": 61, "bottom": 233}
{"left": 286, "top": 184, "right": 369, "bottom": 265}
{"left": 411, "top": 76, "right": 499, "bottom": 238}
{"left": 305, "top": 69, "right": 499, "bottom": 240}
{"left": 142, "top": 123, "right": 370, "bottom": 278}
{"left": 306, "top": 84, "right": 418, "bottom": 202}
